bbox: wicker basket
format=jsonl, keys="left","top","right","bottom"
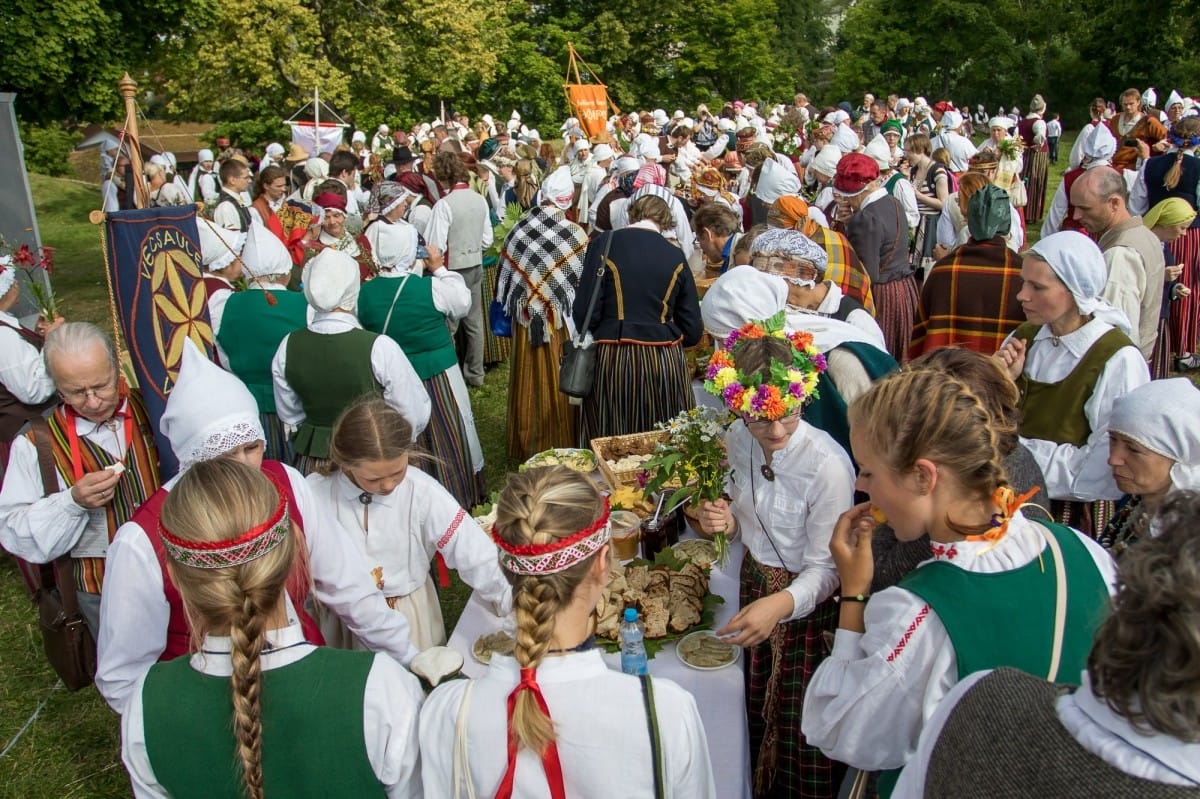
{"left": 590, "top": 431, "right": 667, "bottom": 489}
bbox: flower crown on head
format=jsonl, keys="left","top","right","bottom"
{"left": 703, "top": 311, "right": 827, "bottom": 421}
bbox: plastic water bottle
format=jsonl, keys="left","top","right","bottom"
{"left": 619, "top": 607, "right": 648, "bottom": 675}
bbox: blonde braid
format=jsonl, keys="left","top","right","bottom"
{"left": 494, "top": 467, "right": 605, "bottom": 755}
{"left": 229, "top": 589, "right": 269, "bottom": 799}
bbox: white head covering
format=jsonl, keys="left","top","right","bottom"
{"left": 303, "top": 248, "right": 360, "bottom": 314}
{"left": 366, "top": 222, "right": 418, "bottom": 272}
{"left": 149, "top": 154, "right": 169, "bottom": 168}
{"left": 591, "top": 143, "right": 615, "bottom": 162}
{"left": 941, "top": 110, "right": 964, "bottom": 130}
{"left": 160, "top": 339, "right": 265, "bottom": 470}
{"left": 1109, "top": 378, "right": 1200, "bottom": 491}
{"left": 198, "top": 149, "right": 215, "bottom": 164}
{"left": 1081, "top": 123, "right": 1118, "bottom": 162}
{"left": 989, "top": 116, "right": 1011, "bottom": 130}
{"left": 240, "top": 222, "right": 291, "bottom": 279}
{"left": 198, "top": 220, "right": 247, "bottom": 273}
{"left": 809, "top": 145, "right": 843, "bottom": 178}
{"left": 1028, "top": 231, "right": 1121, "bottom": 324}
{"left": 864, "top": 136, "right": 892, "bottom": 171}
{"left": 755, "top": 158, "right": 802, "bottom": 204}
{"left": 1165, "top": 90, "right": 1184, "bottom": 110}
{"left": 615, "top": 156, "right": 641, "bottom": 176}
{"left": 1142, "top": 88, "right": 1157, "bottom": 108}
{"left": 630, "top": 133, "right": 661, "bottom": 162}
{"left": 700, "top": 265, "right": 788, "bottom": 340}
{"left": 351, "top": 130, "right": 367, "bottom": 144}
{"left": 831, "top": 125, "right": 860, "bottom": 154}
{"left": 0, "top": 258, "right": 15, "bottom": 297}
{"left": 265, "top": 142, "right": 285, "bottom": 158}
{"left": 304, "top": 157, "right": 329, "bottom": 181}
{"left": 652, "top": 109, "right": 669, "bottom": 127}
{"left": 540, "top": 166, "right": 575, "bottom": 210}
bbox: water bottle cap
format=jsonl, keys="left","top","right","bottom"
{"left": 623, "top": 607, "right": 638, "bottom": 622}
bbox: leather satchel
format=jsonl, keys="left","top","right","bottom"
{"left": 28, "top": 417, "right": 97, "bottom": 691}
{"left": 559, "top": 230, "right": 615, "bottom": 399}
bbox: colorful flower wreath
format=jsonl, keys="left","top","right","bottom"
{"left": 703, "top": 311, "right": 827, "bottom": 421}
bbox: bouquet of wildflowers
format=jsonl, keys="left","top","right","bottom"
{"left": 641, "top": 406, "right": 733, "bottom": 562}
{"left": 0, "top": 236, "right": 58, "bottom": 320}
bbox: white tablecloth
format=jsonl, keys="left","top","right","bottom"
{"left": 447, "top": 534, "right": 753, "bottom": 799}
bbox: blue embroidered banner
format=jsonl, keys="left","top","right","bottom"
{"left": 104, "top": 205, "right": 213, "bottom": 478}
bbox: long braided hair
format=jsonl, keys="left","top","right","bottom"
{"left": 162, "top": 459, "right": 298, "bottom": 799}
{"left": 492, "top": 466, "right": 607, "bottom": 754}
{"left": 1163, "top": 117, "right": 1200, "bottom": 191}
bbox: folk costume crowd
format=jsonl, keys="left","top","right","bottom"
{"left": 2, "top": 86, "right": 1200, "bottom": 799}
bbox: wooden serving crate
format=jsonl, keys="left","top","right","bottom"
{"left": 590, "top": 430, "right": 667, "bottom": 489}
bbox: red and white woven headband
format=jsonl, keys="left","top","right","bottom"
{"left": 159, "top": 474, "right": 290, "bottom": 569}
{"left": 492, "top": 498, "right": 611, "bottom": 576}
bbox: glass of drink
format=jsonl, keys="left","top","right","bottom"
{"left": 641, "top": 516, "right": 668, "bottom": 559}
{"left": 609, "top": 510, "right": 642, "bottom": 561}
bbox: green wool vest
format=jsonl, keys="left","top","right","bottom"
{"left": 878, "top": 521, "right": 1111, "bottom": 799}
{"left": 805, "top": 341, "right": 898, "bottom": 456}
{"left": 898, "top": 521, "right": 1110, "bottom": 681}
{"left": 1013, "top": 322, "right": 1133, "bottom": 447}
{"left": 358, "top": 275, "right": 457, "bottom": 381}
{"left": 217, "top": 290, "right": 308, "bottom": 412}
{"left": 285, "top": 328, "right": 382, "bottom": 458}
{"left": 141, "top": 649, "right": 385, "bottom": 799}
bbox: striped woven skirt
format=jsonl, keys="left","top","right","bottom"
{"left": 291, "top": 453, "right": 330, "bottom": 477}
{"left": 1167, "top": 226, "right": 1200, "bottom": 356}
{"left": 873, "top": 275, "right": 920, "bottom": 364}
{"left": 481, "top": 255, "right": 511, "bottom": 366}
{"left": 741, "top": 553, "right": 843, "bottom": 799}
{"left": 418, "top": 369, "right": 484, "bottom": 509}
{"left": 580, "top": 341, "right": 693, "bottom": 444}
{"left": 507, "top": 326, "right": 579, "bottom": 461}
{"left": 1022, "top": 149, "right": 1050, "bottom": 224}
{"left": 1050, "top": 499, "right": 1114, "bottom": 540}
{"left": 261, "top": 412, "right": 292, "bottom": 465}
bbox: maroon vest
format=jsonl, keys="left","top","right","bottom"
{"left": 1017, "top": 117, "right": 1048, "bottom": 153}
{"left": 0, "top": 321, "right": 56, "bottom": 463}
{"left": 1059, "top": 168, "right": 1087, "bottom": 234}
{"left": 133, "top": 459, "right": 325, "bottom": 660}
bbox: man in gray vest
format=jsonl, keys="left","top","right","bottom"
{"left": 1070, "top": 167, "right": 1166, "bottom": 362}
{"left": 425, "top": 152, "right": 493, "bottom": 387}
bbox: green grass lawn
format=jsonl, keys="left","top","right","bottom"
{"left": 2, "top": 175, "right": 519, "bottom": 795}
{"left": 2, "top": 140, "right": 1078, "bottom": 795}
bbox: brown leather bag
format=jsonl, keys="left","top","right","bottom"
{"left": 27, "top": 417, "right": 97, "bottom": 691}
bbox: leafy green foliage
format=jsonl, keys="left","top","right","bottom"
{"left": 17, "top": 123, "right": 81, "bottom": 177}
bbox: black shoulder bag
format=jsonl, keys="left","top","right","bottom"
{"left": 559, "top": 230, "right": 616, "bottom": 399}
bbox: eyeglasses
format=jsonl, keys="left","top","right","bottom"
{"left": 746, "top": 411, "right": 801, "bottom": 430}
{"left": 59, "top": 373, "right": 119, "bottom": 405}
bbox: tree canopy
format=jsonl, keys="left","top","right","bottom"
{"left": 2, "top": 0, "right": 1197, "bottom": 136}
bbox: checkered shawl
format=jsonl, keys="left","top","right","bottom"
{"left": 497, "top": 205, "right": 589, "bottom": 344}
{"left": 811, "top": 226, "right": 876, "bottom": 317}
{"left": 908, "top": 237, "right": 1025, "bottom": 360}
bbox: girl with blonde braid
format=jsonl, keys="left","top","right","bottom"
{"left": 419, "top": 466, "right": 715, "bottom": 798}
{"left": 120, "top": 459, "right": 423, "bottom": 799}
{"left": 801, "top": 369, "right": 1117, "bottom": 797}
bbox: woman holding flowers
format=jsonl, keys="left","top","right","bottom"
{"left": 697, "top": 314, "right": 855, "bottom": 799}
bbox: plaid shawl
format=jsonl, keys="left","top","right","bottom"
{"left": 811, "top": 226, "right": 876, "bottom": 317}
{"left": 908, "top": 237, "right": 1025, "bottom": 360}
{"left": 497, "top": 205, "right": 589, "bottom": 344}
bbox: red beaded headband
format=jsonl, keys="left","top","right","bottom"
{"left": 159, "top": 473, "right": 290, "bottom": 569}
{"left": 492, "top": 498, "right": 611, "bottom": 576}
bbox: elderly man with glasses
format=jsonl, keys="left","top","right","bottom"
{"left": 0, "top": 322, "right": 161, "bottom": 637}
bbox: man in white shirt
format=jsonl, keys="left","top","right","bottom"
{"left": 424, "top": 152, "right": 493, "bottom": 387}
{"left": 211, "top": 160, "right": 253, "bottom": 232}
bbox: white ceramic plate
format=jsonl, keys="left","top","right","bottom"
{"left": 676, "top": 630, "right": 739, "bottom": 671}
